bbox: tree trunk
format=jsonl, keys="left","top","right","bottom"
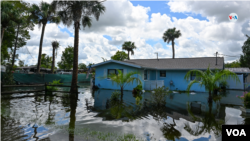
{"left": 120, "top": 86, "right": 123, "bottom": 101}
{"left": 208, "top": 90, "right": 212, "bottom": 103}
{"left": 70, "top": 22, "right": 79, "bottom": 93}
{"left": 127, "top": 51, "right": 130, "bottom": 60}
{"left": 37, "top": 24, "right": 46, "bottom": 73}
{"left": 172, "top": 39, "right": 175, "bottom": 59}
{"left": 51, "top": 47, "right": 55, "bottom": 74}
{"left": 12, "top": 24, "right": 20, "bottom": 68}
{"left": 1, "top": 27, "right": 5, "bottom": 45}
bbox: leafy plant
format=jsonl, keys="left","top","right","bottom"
{"left": 132, "top": 84, "right": 143, "bottom": 97}
{"left": 46, "top": 79, "right": 63, "bottom": 92}
{"left": 150, "top": 86, "right": 169, "bottom": 105}
{"left": 237, "top": 91, "right": 250, "bottom": 109}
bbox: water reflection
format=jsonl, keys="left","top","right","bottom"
{"left": 1, "top": 84, "right": 249, "bottom": 141}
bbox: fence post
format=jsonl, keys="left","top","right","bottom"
{"left": 0, "top": 81, "right": 3, "bottom": 94}
{"left": 45, "top": 83, "right": 47, "bottom": 94}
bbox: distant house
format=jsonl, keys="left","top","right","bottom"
{"left": 225, "top": 67, "right": 250, "bottom": 90}
{"left": 16, "top": 66, "right": 52, "bottom": 74}
{"left": 92, "top": 57, "right": 224, "bottom": 92}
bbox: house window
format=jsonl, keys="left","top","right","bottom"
{"left": 190, "top": 72, "right": 201, "bottom": 81}
{"left": 107, "top": 69, "right": 123, "bottom": 79}
{"left": 160, "top": 71, "right": 166, "bottom": 77}
{"left": 144, "top": 70, "right": 147, "bottom": 80}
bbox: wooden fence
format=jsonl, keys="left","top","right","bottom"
{"left": 1, "top": 83, "right": 80, "bottom": 95}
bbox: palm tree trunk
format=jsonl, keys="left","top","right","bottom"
{"left": 208, "top": 90, "right": 212, "bottom": 103}
{"left": 11, "top": 24, "right": 20, "bottom": 68}
{"left": 37, "top": 23, "right": 46, "bottom": 73}
{"left": 1, "top": 27, "right": 5, "bottom": 45}
{"left": 51, "top": 47, "right": 55, "bottom": 74}
{"left": 172, "top": 39, "right": 175, "bottom": 59}
{"left": 121, "top": 86, "right": 123, "bottom": 101}
{"left": 70, "top": 21, "right": 79, "bottom": 93}
{"left": 127, "top": 51, "right": 130, "bottom": 60}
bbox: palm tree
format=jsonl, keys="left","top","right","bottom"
{"left": 122, "top": 41, "right": 137, "bottom": 60}
{"left": 162, "top": 27, "right": 181, "bottom": 59}
{"left": 102, "top": 69, "right": 142, "bottom": 100}
{"left": 1, "top": 1, "right": 19, "bottom": 45}
{"left": 53, "top": 1, "right": 106, "bottom": 93}
{"left": 184, "top": 67, "right": 240, "bottom": 103}
{"left": 29, "top": 1, "right": 60, "bottom": 73}
{"left": 51, "top": 40, "right": 59, "bottom": 74}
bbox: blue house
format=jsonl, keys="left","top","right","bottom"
{"left": 92, "top": 57, "right": 224, "bottom": 92}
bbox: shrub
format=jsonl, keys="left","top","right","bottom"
{"left": 151, "top": 86, "right": 169, "bottom": 105}
{"left": 132, "top": 84, "right": 143, "bottom": 97}
{"left": 110, "top": 91, "right": 121, "bottom": 106}
{"left": 46, "top": 79, "right": 63, "bottom": 92}
{"left": 237, "top": 91, "right": 250, "bottom": 109}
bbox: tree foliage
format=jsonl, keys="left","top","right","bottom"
{"left": 57, "top": 46, "right": 74, "bottom": 70}
{"left": 111, "top": 51, "right": 128, "bottom": 61}
{"left": 224, "top": 60, "right": 241, "bottom": 68}
{"left": 240, "top": 34, "right": 250, "bottom": 68}
{"left": 122, "top": 41, "right": 136, "bottom": 60}
{"left": 40, "top": 54, "right": 52, "bottom": 68}
{"left": 184, "top": 67, "right": 240, "bottom": 103}
{"left": 78, "top": 63, "right": 87, "bottom": 70}
{"left": 162, "top": 27, "right": 182, "bottom": 59}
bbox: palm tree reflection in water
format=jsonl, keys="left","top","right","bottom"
{"left": 69, "top": 93, "right": 78, "bottom": 141}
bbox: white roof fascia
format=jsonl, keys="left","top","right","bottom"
{"left": 92, "top": 60, "right": 141, "bottom": 68}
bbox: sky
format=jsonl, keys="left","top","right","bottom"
{"left": 16, "top": 0, "right": 250, "bottom": 67}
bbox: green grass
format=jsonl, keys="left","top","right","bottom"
{"left": 53, "top": 125, "right": 145, "bottom": 141}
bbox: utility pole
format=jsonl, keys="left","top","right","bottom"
{"left": 155, "top": 52, "right": 158, "bottom": 60}
{"left": 216, "top": 52, "right": 218, "bottom": 65}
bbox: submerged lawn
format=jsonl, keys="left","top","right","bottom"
{"left": 1, "top": 83, "right": 249, "bottom": 141}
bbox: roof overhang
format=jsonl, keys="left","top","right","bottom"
{"left": 141, "top": 67, "right": 223, "bottom": 70}
{"left": 92, "top": 60, "right": 141, "bottom": 68}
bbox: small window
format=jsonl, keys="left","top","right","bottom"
{"left": 160, "top": 71, "right": 166, "bottom": 77}
{"left": 107, "top": 69, "right": 123, "bottom": 79}
{"left": 190, "top": 72, "right": 201, "bottom": 81}
{"left": 144, "top": 70, "right": 147, "bottom": 80}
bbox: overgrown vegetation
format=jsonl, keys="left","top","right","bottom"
{"left": 46, "top": 79, "right": 63, "bottom": 92}
{"left": 53, "top": 126, "right": 144, "bottom": 141}
{"left": 150, "top": 86, "right": 169, "bottom": 105}
{"left": 237, "top": 91, "right": 250, "bottom": 109}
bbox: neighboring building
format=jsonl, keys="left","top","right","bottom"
{"left": 92, "top": 57, "right": 224, "bottom": 92}
{"left": 1, "top": 65, "right": 6, "bottom": 72}
{"left": 16, "top": 66, "right": 52, "bottom": 74}
{"left": 225, "top": 67, "right": 250, "bottom": 90}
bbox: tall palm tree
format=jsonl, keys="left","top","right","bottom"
{"left": 162, "top": 27, "right": 181, "bottom": 59}
{"left": 122, "top": 41, "right": 136, "bottom": 60}
{"left": 51, "top": 40, "right": 59, "bottom": 74}
{"left": 1, "top": 1, "right": 19, "bottom": 45}
{"left": 52, "top": 1, "right": 106, "bottom": 93}
{"left": 29, "top": 1, "right": 60, "bottom": 73}
{"left": 184, "top": 67, "right": 240, "bottom": 103}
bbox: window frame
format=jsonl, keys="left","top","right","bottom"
{"left": 190, "top": 72, "right": 201, "bottom": 81}
{"left": 160, "top": 70, "right": 166, "bottom": 77}
{"left": 107, "top": 69, "right": 123, "bottom": 79}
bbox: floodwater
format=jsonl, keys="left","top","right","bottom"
{"left": 1, "top": 83, "right": 249, "bottom": 141}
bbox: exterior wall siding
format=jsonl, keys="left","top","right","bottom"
{"left": 144, "top": 70, "right": 206, "bottom": 92}
{"left": 95, "top": 63, "right": 144, "bottom": 91}
{"left": 95, "top": 62, "right": 206, "bottom": 92}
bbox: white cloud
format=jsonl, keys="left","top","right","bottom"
{"left": 16, "top": 0, "right": 250, "bottom": 67}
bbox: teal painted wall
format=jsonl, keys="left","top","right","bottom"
{"left": 95, "top": 62, "right": 206, "bottom": 92}
{"left": 95, "top": 63, "right": 143, "bottom": 90}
